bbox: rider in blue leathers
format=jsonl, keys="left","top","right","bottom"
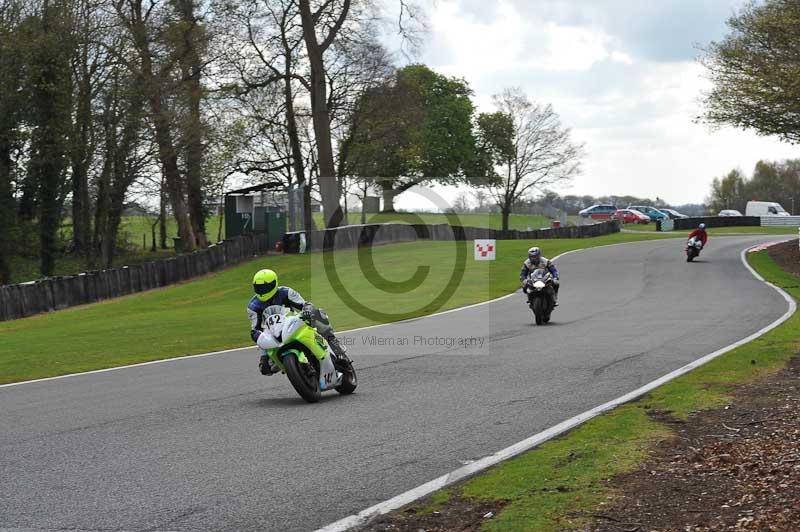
{"left": 520, "top": 247, "right": 560, "bottom": 305}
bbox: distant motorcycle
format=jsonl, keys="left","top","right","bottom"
{"left": 524, "top": 268, "right": 556, "bottom": 325}
{"left": 686, "top": 237, "right": 703, "bottom": 262}
{"left": 257, "top": 306, "right": 357, "bottom": 403}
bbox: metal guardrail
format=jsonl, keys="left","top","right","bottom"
{"left": 760, "top": 216, "right": 800, "bottom": 226}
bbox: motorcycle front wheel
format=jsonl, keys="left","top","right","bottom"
{"left": 283, "top": 352, "right": 322, "bottom": 403}
{"left": 532, "top": 297, "right": 545, "bottom": 325}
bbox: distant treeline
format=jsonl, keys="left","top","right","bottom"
{"left": 707, "top": 159, "right": 800, "bottom": 215}
{"left": 519, "top": 192, "right": 706, "bottom": 216}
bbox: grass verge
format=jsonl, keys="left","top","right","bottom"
{"left": 378, "top": 249, "right": 799, "bottom": 531}
{"left": 0, "top": 232, "right": 676, "bottom": 384}
{"left": 313, "top": 211, "right": 552, "bottom": 231}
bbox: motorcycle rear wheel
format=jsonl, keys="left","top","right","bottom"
{"left": 283, "top": 353, "right": 322, "bottom": 403}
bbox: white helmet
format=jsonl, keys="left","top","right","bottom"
{"left": 528, "top": 247, "right": 541, "bottom": 261}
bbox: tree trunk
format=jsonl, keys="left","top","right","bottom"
{"left": 124, "top": 5, "right": 196, "bottom": 252}
{"left": 144, "top": 83, "right": 195, "bottom": 252}
{"left": 71, "top": 155, "right": 90, "bottom": 255}
{"left": 174, "top": 0, "right": 208, "bottom": 249}
{"left": 91, "top": 83, "right": 120, "bottom": 270}
{"left": 303, "top": 181, "right": 315, "bottom": 230}
{"left": 284, "top": 73, "right": 311, "bottom": 231}
{"left": 92, "top": 154, "right": 111, "bottom": 269}
{"left": 103, "top": 184, "right": 126, "bottom": 268}
{"left": 298, "top": 0, "right": 343, "bottom": 228}
{"left": 33, "top": 0, "right": 71, "bottom": 277}
{"left": 160, "top": 181, "right": 168, "bottom": 249}
{"left": 501, "top": 207, "right": 510, "bottom": 232}
{"left": 381, "top": 181, "right": 396, "bottom": 212}
{"left": 71, "top": 44, "right": 93, "bottom": 257}
{"left": 151, "top": 218, "right": 157, "bottom": 252}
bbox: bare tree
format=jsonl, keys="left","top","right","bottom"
{"left": 451, "top": 192, "right": 472, "bottom": 213}
{"left": 113, "top": 0, "right": 197, "bottom": 251}
{"left": 471, "top": 189, "right": 489, "bottom": 212}
{"left": 170, "top": 0, "right": 209, "bottom": 248}
{"left": 296, "top": 0, "right": 352, "bottom": 227}
{"left": 477, "top": 88, "right": 583, "bottom": 231}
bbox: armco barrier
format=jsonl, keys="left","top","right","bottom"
{"left": 0, "top": 233, "right": 273, "bottom": 322}
{"left": 673, "top": 216, "right": 761, "bottom": 230}
{"left": 760, "top": 216, "right": 800, "bottom": 226}
{"left": 282, "top": 220, "right": 620, "bottom": 253}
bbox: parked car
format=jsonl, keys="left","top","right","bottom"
{"left": 745, "top": 201, "right": 790, "bottom": 217}
{"left": 628, "top": 205, "right": 669, "bottom": 222}
{"left": 613, "top": 209, "right": 651, "bottom": 224}
{"left": 579, "top": 204, "right": 617, "bottom": 220}
{"left": 659, "top": 208, "right": 688, "bottom": 219}
{"left": 718, "top": 209, "right": 743, "bottom": 217}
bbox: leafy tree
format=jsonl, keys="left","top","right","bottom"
{"left": 343, "top": 64, "right": 479, "bottom": 212}
{"left": 0, "top": 0, "right": 26, "bottom": 284}
{"left": 26, "top": 0, "right": 75, "bottom": 276}
{"left": 701, "top": 0, "right": 800, "bottom": 143}
{"left": 706, "top": 160, "right": 800, "bottom": 215}
{"left": 706, "top": 169, "right": 747, "bottom": 214}
{"left": 169, "top": 0, "right": 209, "bottom": 248}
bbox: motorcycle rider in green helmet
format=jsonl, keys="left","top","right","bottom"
{"left": 248, "top": 269, "right": 348, "bottom": 375}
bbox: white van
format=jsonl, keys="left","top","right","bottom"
{"left": 745, "top": 201, "right": 790, "bottom": 217}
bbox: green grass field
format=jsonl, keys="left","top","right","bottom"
{"left": 9, "top": 216, "right": 226, "bottom": 284}
{"left": 397, "top": 249, "right": 800, "bottom": 531}
{"left": 313, "top": 211, "right": 553, "bottom": 231}
{"left": 10, "top": 213, "right": 553, "bottom": 284}
{"left": 117, "top": 215, "right": 226, "bottom": 245}
{"left": 0, "top": 232, "right": 678, "bottom": 384}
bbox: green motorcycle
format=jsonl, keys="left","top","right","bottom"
{"left": 256, "top": 306, "right": 357, "bottom": 403}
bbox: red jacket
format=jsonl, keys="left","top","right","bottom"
{"left": 688, "top": 229, "right": 708, "bottom": 246}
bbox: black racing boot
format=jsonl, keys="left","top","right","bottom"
{"left": 259, "top": 354, "right": 279, "bottom": 375}
{"left": 326, "top": 336, "right": 350, "bottom": 363}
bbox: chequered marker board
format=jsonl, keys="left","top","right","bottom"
{"left": 474, "top": 239, "right": 496, "bottom": 261}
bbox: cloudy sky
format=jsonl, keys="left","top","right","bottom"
{"left": 388, "top": 0, "right": 798, "bottom": 209}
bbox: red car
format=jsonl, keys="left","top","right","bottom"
{"left": 613, "top": 209, "right": 651, "bottom": 224}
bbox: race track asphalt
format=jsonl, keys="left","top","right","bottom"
{"left": 0, "top": 236, "right": 790, "bottom": 532}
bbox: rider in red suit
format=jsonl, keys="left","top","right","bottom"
{"left": 688, "top": 223, "right": 708, "bottom": 246}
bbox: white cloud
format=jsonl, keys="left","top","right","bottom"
{"left": 391, "top": 0, "right": 799, "bottom": 206}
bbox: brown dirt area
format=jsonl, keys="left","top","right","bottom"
{"left": 363, "top": 497, "right": 508, "bottom": 531}
{"left": 768, "top": 239, "right": 800, "bottom": 277}
{"left": 577, "top": 355, "right": 800, "bottom": 532}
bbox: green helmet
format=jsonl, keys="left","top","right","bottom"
{"left": 253, "top": 269, "right": 278, "bottom": 302}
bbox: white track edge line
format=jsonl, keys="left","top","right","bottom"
{"left": 315, "top": 243, "right": 797, "bottom": 532}
{"left": 0, "top": 236, "right": 689, "bottom": 389}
